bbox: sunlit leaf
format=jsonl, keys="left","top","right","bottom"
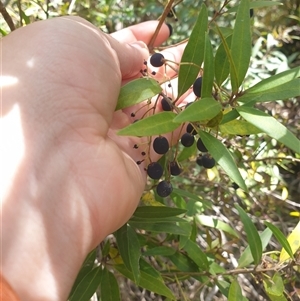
{"left": 230, "top": 0, "right": 251, "bottom": 92}
{"left": 173, "top": 98, "right": 222, "bottom": 123}
{"left": 237, "top": 106, "right": 300, "bottom": 153}
{"left": 219, "top": 119, "right": 262, "bottom": 135}
{"left": 238, "top": 227, "right": 272, "bottom": 268}
{"left": 115, "top": 224, "right": 141, "bottom": 284}
{"left": 118, "top": 112, "right": 178, "bottom": 136}
{"left": 116, "top": 78, "right": 162, "bottom": 110}
{"left": 196, "top": 215, "right": 239, "bottom": 238}
{"left": 235, "top": 204, "right": 262, "bottom": 265}
{"left": 201, "top": 32, "right": 215, "bottom": 98}
{"left": 265, "top": 221, "right": 294, "bottom": 260}
{"left": 177, "top": 4, "right": 208, "bottom": 97}
{"left": 263, "top": 273, "right": 288, "bottom": 301}
{"left": 100, "top": 267, "right": 120, "bottom": 301}
{"left": 69, "top": 267, "right": 102, "bottom": 301}
{"left": 200, "top": 131, "right": 247, "bottom": 190}
{"left": 280, "top": 221, "right": 300, "bottom": 262}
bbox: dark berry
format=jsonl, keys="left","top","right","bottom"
{"left": 196, "top": 156, "right": 203, "bottom": 166}
{"left": 202, "top": 154, "right": 215, "bottom": 169}
{"left": 186, "top": 123, "right": 197, "bottom": 135}
{"left": 180, "top": 133, "right": 195, "bottom": 147}
{"left": 193, "top": 77, "right": 202, "bottom": 97}
{"left": 232, "top": 182, "right": 239, "bottom": 190}
{"left": 156, "top": 180, "right": 173, "bottom": 197}
{"left": 153, "top": 136, "right": 169, "bottom": 154}
{"left": 151, "top": 71, "right": 156, "bottom": 75}
{"left": 196, "top": 138, "right": 208, "bottom": 152}
{"left": 250, "top": 8, "right": 254, "bottom": 18}
{"left": 150, "top": 53, "right": 165, "bottom": 67}
{"left": 147, "top": 162, "right": 163, "bottom": 180}
{"left": 169, "top": 161, "right": 182, "bottom": 176}
{"left": 161, "top": 96, "right": 172, "bottom": 111}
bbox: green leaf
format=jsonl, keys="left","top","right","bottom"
{"left": 173, "top": 98, "right": 222, "bottom": 123}
{"left": 133, "top": 206, "right": 186, "bottom": 218}
{"left": 177, "top": 141, "right": 197, "bottom": 162}
{"left": 167, "top": 252, "right": 199, "bottom": 272}
{"left": 115, "top": 224, "right": 141, "bottom": 284}
{"left": 100, "top": 267, "right": 120, "bottom": 301}
{"left": 264, "top": 273, "right": 288, "bottom": 301}
{"left": 215, "top": 35, "right": 232, "bottom": 86}
{"left": 220, "top": 109, "right": 240, "bottom": 125}
{"left": 226, "top": 1, "right": 283, "bottom": 14}
{"left": 118, "top": 112, "right": 178, "bottom": 136}
{"left": 219, "top": 119, "right": 262, "bottom": 135}
{"left": 200, "top": 131, "right": 247, "bottom": 191}
{"left": 237, "top": 106, "right": 300, "bottom": 153}
{"left": 129, "top": 220, "right": 191, "bottom": 236}
{"left": 183, "top": 240, "right": 209, "bottom": 271}
{"left": 69, "top": 249, "right": 97, "bottom": 298}
{"left": 69, "top": 267, "right": 102, "bottom": 301}
{"left": 238, "top": 78, "right": 300, "bottom": 103}
{"left": 195, "top": 215, "right": 239, "bottom": 238}
{"left": 143, "top": 246, "right": 176, "bottom": 256}
{"left": 116, "top": 78, "right": 162, "bottom": 110}
{"left": 230, "top": 0, "right": 251, "bottom": 92}
{"left": 177, "top": 4, "right": 208, "bottom": 97}
{"left": 264, "top": 221, "right": 294, "bottom": 260}
{"left": 228, "top": 280, "right": 246, "bottom": 301}
{"left": 235, "top": 204, "right": 262, "bottom": 265}
{"left": 201, "top": 33, "right": 215, "bottom": 98}
{"left": 115, "top": 264, "right": 176, "bottom": 300}
{"left": 238, "top": 227, "right": 272, "bottom": 268}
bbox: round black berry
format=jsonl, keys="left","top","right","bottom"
{"left": 193, "top": 77, "right": 202, "bottom": 97}
{"left": 232, "top": 182, "right": 239, "bottom": 190}
{"left": 196, "top": 138, "right": 208, "bottom": 152}
{"left": 150, "top": 53, "right": 165, "bottom": 67}
{"left": 196, "top": 156, "right": 203, "bottom": 166}
{"left": 202, "top": 154, "right": 215, "bottom": 169}
{"left": 186, "top": 123, "right": 197, "bottom": 135}
{"left": 169, "top": 161, "right": 182, "bottom": 176}
{"left": 153, "top": 136, "right": 169, "bottom": 154}
{"left": 180, "top": 133, "right": 195, "bottom": 147}
{"left": 161, "top": 96, "right": 172, "bottom": 111}
{"left": 156, "top": 180, "right": 173, "bottom": 197}
{"left": 147, "top": 162, "right": 163, "bottom": 180}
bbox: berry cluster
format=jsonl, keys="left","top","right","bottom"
{"left": 133, "top": 53, "right": 218, "bottom": 198}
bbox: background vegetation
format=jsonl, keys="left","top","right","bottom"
{"left": 1, "top": 0, "right": 300, "bottom": 300}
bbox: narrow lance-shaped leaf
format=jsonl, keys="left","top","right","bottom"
{"left": 200, "top": 131, "right": 247, "bottom": 191}
{"left": 183, "top": 239, "right": 209, "bottom": 271}
{"left": 116, "top": 78, "right": 162, "bottom": 111}
{"left": 280, "top": 221, "right": 300, "bottom": 262}
{"left": 133, "top": 206, "right": 186, "bottom": 218}
{"left": 100, "top": 267, "right": 120, "bottom": 301}
{"left": 230, "top": 0, "right": 251, "bottom": 92}
{"left": 237, "top": 106, "right": 300, "bottom": 154}
{"left": 118, "top": 112, "right": 178, "bottom": 136}
{"left": 235, "top": 204, "right": 262, "bottom": 265}
{"left": 226, "top": 1, "right": 283, "bottom": 14}
{"left": 201, "top": 32, "right": 215, "bottom": 98}
{"left": 114, "top": 264, "right": 176, "bottom": 300}
{"left": 177, "top": 4, "right": 208, "bottom": 97}
{"left": 215, "top": 35, "right": 232, "bottom": 86}
{"left": 265, "top": 221, "right": 294, "bottom": 260}
{"left": 228, "top": 280, "right": 246, "bottom": 301}
{"left": 173, "top": 98, "right": 222, "bottom": 123}
{"left": 69, "top": 267, "right": 103, "bottom": 301}
{"left": 115, "top": 224, "right": 141, "bottom": 284}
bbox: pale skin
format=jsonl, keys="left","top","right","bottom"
{"left": 1, "top": 16, "right": 188, "bottom": 301}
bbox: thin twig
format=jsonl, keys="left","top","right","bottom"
{"left": 0, "top": 0, "right": 15, "bottom": 31}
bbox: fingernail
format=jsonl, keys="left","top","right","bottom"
{"left": 166, "top": 23, "right": 173, "bottom": 37}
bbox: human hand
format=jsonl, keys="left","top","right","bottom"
{"left": 1, "top": 16, "right": 187, "bottom": 301}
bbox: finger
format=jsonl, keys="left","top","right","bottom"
{"left": 110, "top": 21, "right": 171, "bottom": 47}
